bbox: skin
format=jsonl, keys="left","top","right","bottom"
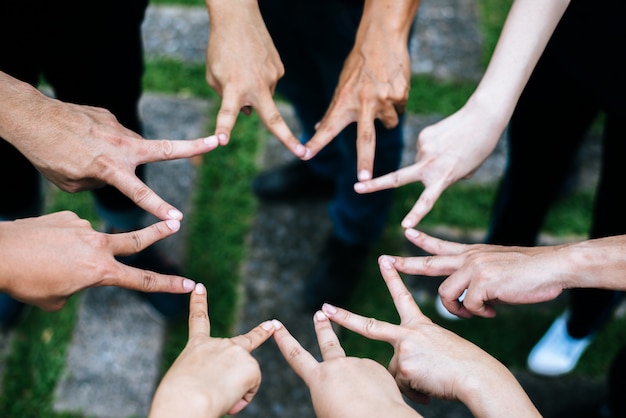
{"left": 353, "top": 0, "right": 571, "bottom": 228}
{"left": 390, "top": 228, "right": 626, "bottom": 319}
{"left": 0, "top": 211, "right": 195, "bottom": 311}
{"left": 150, "top": 283, "right": 275, "bottom": 418}
{"left": 0, "top": 71, "right": 220, "bottom": 222}
{"left": 273, "top": 312, "right": 421, "bottom": 418}
{"left": 321, "top": 256, "right": 541, "bottom": 418}
{"left": 204, "top": 0, "right": 420, "bottom": 179}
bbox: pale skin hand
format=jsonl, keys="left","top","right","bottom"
{"left": 353, "top": 0, "right": 571, "bottom": 228}
{"left": 304, "top": 0, "right": 420, "bottom": 181}
{"left": 150, "top": 283, "right": 275, "bottom": 418}
{"left": 322, "top": 256, "right": 541, "bottom": 418}
{"left": 272, "top": 313, "right": 421, "bottom": 418}
{"left": 0, "top": 71, "right": 220, "bottom": 222}
{"left": 0, "top": 211, "right": 195, "bottom": 311}
{"left": 204, "top": 0, "right": 306, "bottom": 157}
{"left": 394, "top": 229, "right": 626, "bottom": 318}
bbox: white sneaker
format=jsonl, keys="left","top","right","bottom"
{"left": 527, "top": 311, "right": 593, "bottom": 376}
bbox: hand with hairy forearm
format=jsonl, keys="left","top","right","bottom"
{"left": 353, "top": 0, "right": 571, "bottom": 229}
{"left": 303, "top": 0, "right": 420, "bottom": 181}
{"left": 0, "top": 71, "right": 219, "bottom": 221}
{"left": 393, "top": 229, "right": 626, "bottom": 318}
{"left": 204, "top": 0, "right": 305, "bottom": 157}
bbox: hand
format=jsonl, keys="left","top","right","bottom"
{"left": 353, "top": 102, "right": 503, "bottom": 228}
{"left": 0, "top": 211, "right": 195, "bottom": 311}
{"left": 205, "top": 0, "right": 306, "bottom": 157}
{"left": 394, "top": 229, "right": 589, "bottom": 318}
{"left": 272, "top": 313, "right": 420, "bottom": 418}
{"left": 0, "top": 73, "right": 219, "bottom": 222}
{"left": 150, "top": 283, "right": 275, "bottom": 418}
{"left": 304, "top": 0, "right": 417, "bottom": 181}
{"left": 321, "top": 255, "right": 540, "bottom": 418}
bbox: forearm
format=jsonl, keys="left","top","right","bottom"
{"left": 459, "top": 361, "right": 541, "bottom": 418}
{"left": 466, "top": 0, "right": 570, "bottom": 130}
{"left": 0, "top": 71, "right": 48, "bottom": 146}
{"left": 560, "top": 236, "right": 626, "bottom": 291}
{"left": 357, "top": 0, "right": 421, "bottom": 45}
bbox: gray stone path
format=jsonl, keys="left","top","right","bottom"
{"left": 0, "top": 2, "right": 608, "bottom": 417}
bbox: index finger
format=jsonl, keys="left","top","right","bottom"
{"left": 303, "top": 108, "right": 353, "bottom": 160}
{"left": 214, "top": 87, "right": 245, "bottom": 145}
{"left": 400, "top": 182, "right": 447, "bottom": 229}
{"left": 353, "top": 164, "right": 422, "bottom": 194}
{"left": 313, "top": 311, "right": 346, "bottom": 361}
{"left": 109, "top": 220, "right": 180, "bottom": 256}
{"left": 188, "top": 283, "right": 211, "bottom": 339}
{"left": 378, "top": 256, "right": 425, "bottom": 324}
{"left": 321, "top": 304, "right": 400, "bottom": 345}
{"left": 272, "top": 320, "right": 320, "bottom": 383}
{"left": 140, "top": 135, "right": 220, "bottom": 163}
{"left": 255, "top": 94, "right": 307, "bottom": 158}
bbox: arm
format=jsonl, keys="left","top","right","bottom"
{"left": 150, "top": 283, "right": 275, "bottom": 417}
{"left": 0, "top": 71, "right": 219, "bottom": 221}
{"left": 393, "top": 229, "right": 626, "bottom": 318}
{"left": 353, "top": 0, "right": 571, "bottom": 228}
{"left": 204, "top": 0, "right": 306, "bottom": 157}
{"left": 272, "top": 312, "right": 420, "bottom": 418}
{"left": 322, "top": 256, "right": 541, "bottom": 418}
{"left": 304, "top": 0, "right": 420, "bottom": 181}
{"left": 0, "top": 212, "right": 195, "bottom": 311}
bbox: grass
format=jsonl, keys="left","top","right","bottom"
{"left": 2, "top": 0, "right": 622, "bottom": 416}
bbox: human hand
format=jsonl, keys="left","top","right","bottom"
{"left": 353, "top": 103, "right": 504, "bottom": 228}
{"left": 321, "top": 255, "right": 540, "bottom": 418}
{"left": 303, "top": 0, "right": 416, "bottom": 181}
{"left": 205, "top": 0, "right": 306, "bottom": 157}
{"left": 150, "top": 283, "right": 275, "bottom": 418}
{"left": 0, "top": 77, "right": 219, "bottom": 222}
{"left": 0, "top": 211, "right": 195, "bottom": 311}
{"left": 394, "top": 229, "right": 579, "bottom": 318}
{"left": 272, "top": 313, "right": 421, "bottom": 418}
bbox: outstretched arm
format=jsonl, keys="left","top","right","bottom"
{"left": 354, "top": 0, "right": 571, "bottom": 228}
{"left": 0, "top": 71, "right": 219, "bottom": 221}
{"left": 304, "top": 0, "right": 420, "bottom": 181}
{"left": 393, "top": 229, "right": 626, "bottom": 318}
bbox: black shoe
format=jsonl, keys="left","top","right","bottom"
{"left": 0, "top": 293, "right": 27, "bottom": 331}
{"left": 303, "top": 235, "right": 369, "bottom": 313}
{"left": 116, "top": 246, "right": 189, "bottom": 322}
{"left": 252, "top": 160, "right": 335, "bottom": 201}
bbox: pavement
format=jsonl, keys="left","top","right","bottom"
{"left": 0, "top": 1, "right": 611, "bottom": 417}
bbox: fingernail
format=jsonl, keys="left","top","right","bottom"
{"left": 168, "top": 209, "right": 183, "bottom": 220}
{"left": 261, "top": 321, "right": 274, "bottom": 331}
{"left": 183, "top": 279, "right": 195, "bottom": 291}
{"left": 271, "top": 319, "right": 283, "bottom": 330}
{"left": 380, "top": 255, "right": 395, "bottom": 269}
{"left": 401, "top": 218, "right": 413, "bottom": 228}
{"left": 322, "top": 303, "right": 337, "bottom": 315}
{"left": 405, "top": 228, "right": 419, "bottom": 238}
{"left": 357, "top": 170, "right": 371, "bottom": 181}
{"left": 166, "top": 219, "right": 180, "bottom": 231}
{"left": 195, "top": 283, "right": 206, "bottom": 294}
{"left": 314, "top": 310, "right": 327, "bottom": 321}
{"left": 217, "top": 133, "right": 228, "bottom": 144}
{"left": 354, "top": 183, "right": 365, "bottom": 193}
{"left": 204, "top": 135, "right": 218, "bottom": 147}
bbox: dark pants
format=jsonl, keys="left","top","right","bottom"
{"left": 0, "top": 0, "right": 149, "bottom": 219}
{"left": 485, "top": 0, "right": 626, "bottom": 338}
{"left": 258, "top": 0, "right": 405, "bottom": 245}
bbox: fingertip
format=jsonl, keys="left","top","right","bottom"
{"left": 379, "top": 255, "right": 396, "bottom": 269}
{"left": 165, "top": 219, "right": 181, "bottom": 232}
{"left": 405, "top": 228, "right": 419, "bottom": 239}
{"left": 353, "top": 182, "right": 366, "bottom": 193}
{"left": 321, "top": 303, "right": 337, "bottom": 316}
{"left": 295, "top": 144, "right": 307, "bottom": 158}
{"left": 167, "top": 209, "right": 183, "bottom": 221}
{"left": 401, "top": 216, "right": 416, "bottom": 229}
{"left": 217, "top": 133, "right": 229, "bottom": 145}
{"left": 204, "top": 135, "right": 219, "bottom": 148}
{"left": 261, "top": 320, "right": 275, "bottom": 331}
{"left": 195, "top": 283, "right": 206, "bottom": 295}
{"left": 357, "top": 170, "right": 371, "bottom": 182}
{"left": 271, "top": 319, "right": 283, "bottom": 330}
{"left": 183, "top": 278, "right": 196, "bottom": 292}
{"left": 314, "top": 310, "right": 327, "bottom": 322}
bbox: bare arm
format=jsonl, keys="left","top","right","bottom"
{"left": 354, "top": 0, "right": 571, "bottom": 228}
